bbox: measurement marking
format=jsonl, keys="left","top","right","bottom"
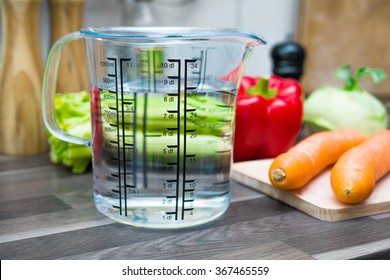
{"left": 184, "top": 199, "right": 194, "bottom": 202}
{"left": 185, "top": 179, "right": 195, "bottom": 183}
{"left": 167, "top": 162, "right": 178, "bottom": 166}
{"left": 109, "top": 123, "right": 118, "bottom": 127}
{"left": 186, "top": 86, "right": 197, "bottom": 91}
{"left": 120, "top": 58, "right": 132, "bottom": 215}
{"left": 111, "top": 173, "right": 119, "bottom": 178}
{"left": 185, "top": 154, "right": 196, "bottom": 158}
{"left": 112, "top": 189, "right": 120, "bottom": 193}
{"left": 186, "top": 129, "right": 196, "bottom": 133}
{"left": 167, "top": 145, "right": 178, "bottom": 148}
{"left": 110, "top": 140, "right": 118, "bottom": 144}
{"left": 165, "top": 211, "right": 176, "bottom": 215}
{"left": 108, "top": 57, "right": 122, "bottom": 215}
{"left": 166, "top": 195, "right": 177, "bottom": 199}
{"left": 108, "top": 106, "right": 117, "bottom": 111}
{"left": 182, "top": 59, "right": 192, "bottom": 220}
{"left": 125, "top": 184, "right": 135, "bottom": 188}
{"left": 167, "top": 127, "right": 178, "bottom": 131}
{"left": 186, "top": 108, "right": 196, "bottom": 112}
{"left": 145, "top": 134, "right": 161, "bottom": 137}
{"left": 122, "top": 101, "right": 133, "bottom": 104}
{"left": 117, "top": 134, "right": 134, "bottom": 138}
{"left": 184, "top": 188, "right": 195, "bottom": 192}
{"left": 216, "top": 104, "right": 233, "bottom": 108}
{"left": 167, "top": 110, "right": 178, "bottom": 113}
{"left": 167, "top": 93, "right": 178, "bottom": 97}
{"left": 183, "top": 208, "right": 194, "bottom": 211}
{"left": 201, "top": 51, "right": 207, "bottom": 85}
{"left": 108, "top": 90, "right": 116, "bottom": 94}
{"left": 132, "top": 91, "right": 138, "bottom": 191}
{"left": 167, "top": 75, "right": 179, "bottom": 79}
{"left": 113, "top": 205, "right": 120, "bottom": 209}
{"left": 169, "top": 59, "right": 181, "bottom": 221}
{"left": 141, "top": 92, "right": 149, "bottom": 190}
{"left": 217, "top": 119, "right": 232, "bottom": 123}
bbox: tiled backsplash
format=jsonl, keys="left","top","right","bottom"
{"left": 0, "top": 0, "right": 299, "bottom": 76}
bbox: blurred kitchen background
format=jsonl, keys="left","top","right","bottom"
{"left": 2, "top": 0, "right": 390, "bottom": 94}
{"left": 1, "top": 0, "right": 390, "bottom": 156}
{"left": 0, "top": 0, "right": 298, "bottom": 78}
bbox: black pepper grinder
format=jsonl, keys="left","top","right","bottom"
{"left": 271, "top": 35, "right": 306, "bottom": 81}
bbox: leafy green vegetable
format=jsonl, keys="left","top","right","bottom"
{"left": 48, "top": 90, "right": 234, "bottom": 173}
{"left": 48, "top": 91, "right": 92, "bottom": 174}
{"left": 99, "top": 90, "right": 233, "bottom": 136}
{"left": 304, "top": 65, "right": 388, "bottom": 136}
{"left": 335, "top": 65, "right": 386, "bottom": 91}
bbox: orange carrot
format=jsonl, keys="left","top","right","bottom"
{"left": 330, "top": 130, "right": 390, "bottom": 204}
{"left": 269, "top": 128, "right": 366, "bottom": 190}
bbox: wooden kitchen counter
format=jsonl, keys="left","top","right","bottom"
{"left": 1, "top": 153, "right": 390, "bottom": 260}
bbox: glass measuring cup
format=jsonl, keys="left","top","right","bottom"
{"left": 42, "top": 27, "right": 266, "bottom": 228}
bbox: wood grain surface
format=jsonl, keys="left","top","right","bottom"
{"left": 0, "top": 0, "right": 48, "bottom": 155}
{"left": 297, "top": 0, "right": 390, "bottom": 96}
{"left": 49, "top": 0, "right": 89, "bottom": 93}
{"left": 233, "top": 159, "right": 390, "bottom": 222}
{"left": 1, "top": 153, "right": 390, "bottom": 260}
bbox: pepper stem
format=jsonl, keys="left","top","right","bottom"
{"left": 246, "top": 77, "right": 277, "bottom": 99}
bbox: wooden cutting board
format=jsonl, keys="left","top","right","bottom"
{"left": 232, "top": 159, "right": 390, "bottom": 222}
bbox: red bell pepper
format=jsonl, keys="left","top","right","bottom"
{"left": 233, "top": 74, "right": 303, "bottom": 162}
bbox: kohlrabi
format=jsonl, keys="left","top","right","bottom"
{"left": 303, "top": 65, "right": 387, "bottom": 135}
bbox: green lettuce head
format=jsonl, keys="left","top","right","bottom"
{"left": 49, "top": 91, "right": 92, "bottom": 174}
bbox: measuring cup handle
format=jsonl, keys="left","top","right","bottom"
{"left": 42, "top": 32, "right": 91, "bottom": 146}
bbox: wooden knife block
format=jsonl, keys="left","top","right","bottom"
{"left": 49, "top": 0, "right": 88, "bottom": 93}
{"left": 0, "top": 0, "right": 48, "bottom": 155}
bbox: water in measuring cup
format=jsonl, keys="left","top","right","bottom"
{"left": 91, "top": 81, "right": 236, "bottom": 228}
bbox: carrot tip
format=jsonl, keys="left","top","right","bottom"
{"left": 272, "top": 168, "right": 286, "bottom": 183}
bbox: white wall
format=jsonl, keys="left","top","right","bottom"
{"left": 0, "top": 0, "right": 299, "bottom": 76}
